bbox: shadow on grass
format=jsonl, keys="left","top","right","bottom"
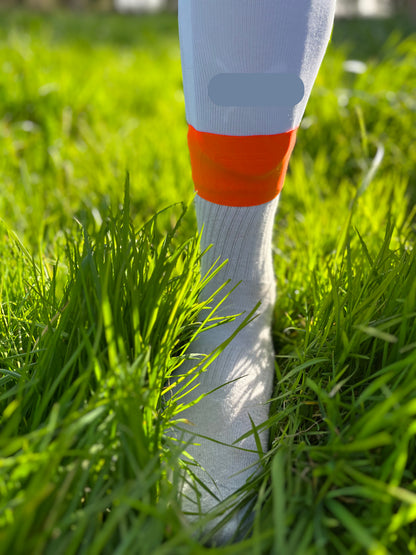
{"left": 332, "top": 14, "right": 416, "bottom": 59}
{"left": 0, "top": 8, "right": 179, "bottom": 49}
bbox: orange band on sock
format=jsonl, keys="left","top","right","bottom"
{"left": 187, "top": 124, "right": 297, "bottom": 207}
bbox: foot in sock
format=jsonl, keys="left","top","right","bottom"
{"left": 166, "top": 196, "right": 278, "bottom": 543}
{"left": 172, "top": 0, "right": 336, "bottom": 544}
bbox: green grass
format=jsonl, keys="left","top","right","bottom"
{"left": 1, "top": 8, "right": 416, "bottom": 554}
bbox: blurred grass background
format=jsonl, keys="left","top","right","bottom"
{"left": 0, "top": 9, "right": 415, "bottom": 247}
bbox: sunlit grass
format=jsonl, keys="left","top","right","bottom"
{"left": 0, "top": 9, "right": 415, "bottom": 553}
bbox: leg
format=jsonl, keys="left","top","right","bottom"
{"left": 170, "top": 0, "right": 336, "bottom": 544}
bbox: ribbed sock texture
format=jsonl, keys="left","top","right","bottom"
{"left": 169, "top": 196, "right": 279, "bottom": 543}
{"left": 197, "top": 195, "right": 278, "bottom": 287}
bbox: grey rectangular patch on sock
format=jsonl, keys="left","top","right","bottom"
{"left": 208, "top": 73, "right": 304, "bottom": 107}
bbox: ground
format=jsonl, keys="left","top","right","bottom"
{"left": 0, "top": 9, "right": 415, "bottom": 553}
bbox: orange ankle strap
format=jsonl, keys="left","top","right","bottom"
{"left": 187, "top": 124, "right": 297, "bottom": 207}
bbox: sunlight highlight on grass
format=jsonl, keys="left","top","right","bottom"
{"left": 0, "top": 8, "right": 415, "bottom": 554}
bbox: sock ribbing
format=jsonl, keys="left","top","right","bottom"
{"left": 195, "top": 195, "right": 279, "bottom": 291}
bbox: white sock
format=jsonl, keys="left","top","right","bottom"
{"left": 170, "top": 0, "right": 336, "bottom": 544}
{"left": 168, "top": 194, "right": 278, "bottom": 543}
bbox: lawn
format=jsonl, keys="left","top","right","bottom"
{"left": 0, "top": 9, "right": 415, "bottom": 554}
